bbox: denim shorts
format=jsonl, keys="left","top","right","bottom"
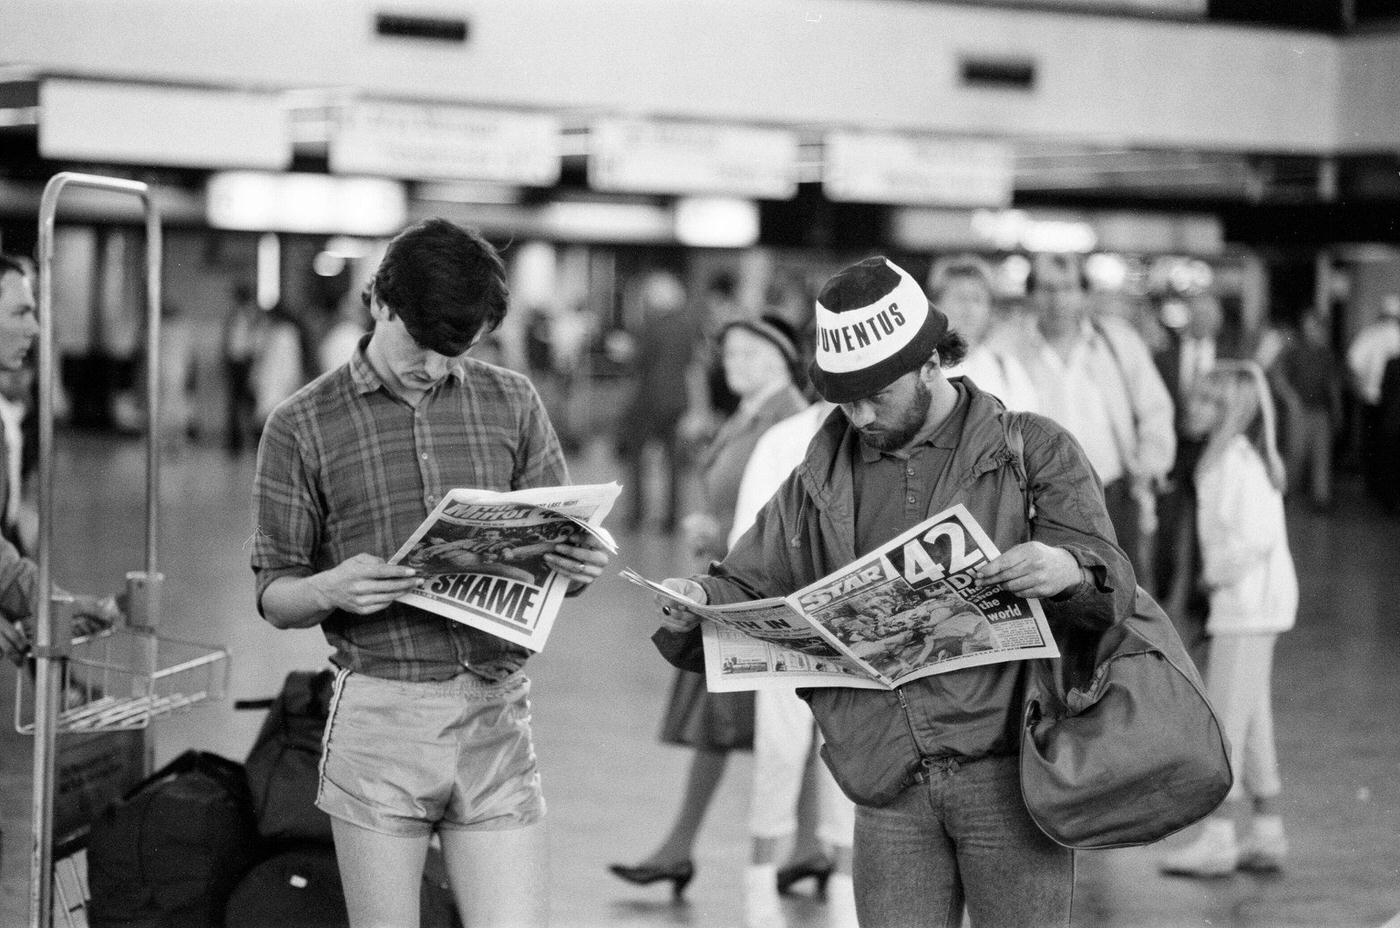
{"left": 316, "top": 668, "right": 545, "bottom": 837}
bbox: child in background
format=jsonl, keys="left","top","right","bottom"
{"left": 1161, "top": 360, "right": 1297, "bottom": 878}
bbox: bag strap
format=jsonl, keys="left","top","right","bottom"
{"left": 1001, "top": 413, "right": 1035, "bottom": 529}
{"left": 1089, "top": 318, "right": 1142, "bottom": 471}
{"left": 1001, "top": 414, "right": 1065, "bottom": 716}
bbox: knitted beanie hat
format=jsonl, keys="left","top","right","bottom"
{"left": 808, "top": 256, "right": 947, "bottom": 403}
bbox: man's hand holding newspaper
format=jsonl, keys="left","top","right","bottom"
{"left": 656, "top": 578, "right": 707, "bottom": 634}
{"left": 973, "top": 541, "right": 1084, "bottom": 600}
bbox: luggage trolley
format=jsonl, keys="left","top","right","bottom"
{"left": 19, "top": 172, "right": 230, "bottom": 928}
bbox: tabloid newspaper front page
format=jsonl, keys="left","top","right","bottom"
{"left": 389, "top": 482, "right": 620, "bottom": 651}
{"left": 623, "top": 503, "right": 1059, "bottom": 692}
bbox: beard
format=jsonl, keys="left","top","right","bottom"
{"left": 857, "top": 378, "right": 932, "bottom": 452}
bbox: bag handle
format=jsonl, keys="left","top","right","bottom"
{"left": 120, "top": 749, "right": 246, "bottom": 802}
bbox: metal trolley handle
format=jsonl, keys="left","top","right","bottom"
{"left": 30, "top": 172, "right": 163, "bottom": 928}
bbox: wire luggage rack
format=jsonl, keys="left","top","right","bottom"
{"left": 16, "top": 626, "right": 229, "bottom": 735}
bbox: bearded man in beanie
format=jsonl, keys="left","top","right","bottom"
{"left": 650, "top": 257, "right": 1134, "bottom": 927}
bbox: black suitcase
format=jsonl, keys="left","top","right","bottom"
{"left": 223, "top": 843, "right": 463, "bottom": 928}
{"left": 222, "top": 846, "right": 345, "bottom": 928}
{"left": 87, "top": 750, "right": 260, "bottom": 928}
{"left": 243, "top": 669, "right": 336, "bottom": 844}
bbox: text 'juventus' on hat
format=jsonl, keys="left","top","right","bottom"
{"left": 808, "top": 256, "right": 948, "bottom": 404}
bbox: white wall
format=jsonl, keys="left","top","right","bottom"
{"left": 1, "top": 0, "right": 1347, "bottom": 153}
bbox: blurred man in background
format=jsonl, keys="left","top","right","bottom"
{"left": 617, "top": 270, "right": 697, "bottom": 532}
{"left": 1014, "top": 252, "right": 1175, "bottom": 588}
{"left": 1347, "top": 294, "right": 1400, "bottom": 510}
{"left": 928, "top": 255, "right": 1039, "bottom": 413}
{"left": 1273, "top": 309, "right": 1342, "bottom": 510}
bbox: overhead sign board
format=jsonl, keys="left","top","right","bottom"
{"left": 207, "top": 172, "right": 406, "bottom": 237}
{"left": 967, "top": 0, "right": 1205, "bottom": 15}
{"left": 40, "top": 80, "right": 290, "bottom": 169}
{"left": 891, "top": 206, "right": 1224, "bottom": 255}
{"left": 329, "top": 101, "right": 562, "bottom": 186}
{"left": 824, "top": 131, "right": 1014, "bottom": 208}
{"left": 588, "top": 118, "right": 799, "bottom": 199}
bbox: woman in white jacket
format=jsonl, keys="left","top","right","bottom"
{"left": 1161, "top": 360, "right": 1298, "bottom": 878}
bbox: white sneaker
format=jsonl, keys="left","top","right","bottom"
{"left": 1159, "top": 818, "right": 1238, "bottom": 878}
{"left": 743, "top": 864, "right": 787, "bottom": 928}
{"left": 1237, "top": 815, "right": 1287, "bottom": 872}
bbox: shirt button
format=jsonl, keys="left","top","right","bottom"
{"left": 427, "top": 495, "right": 438, "bottom": 505}
{"left": 421, "top": 452, "right": 429, "bottom": 460}
{"left": 906, "top": 466, "right": 915, "bottom": 476}
{"left": 907, "top": 495, "right": 917, "bottom": 504}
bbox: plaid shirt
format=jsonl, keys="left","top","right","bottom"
{"left": 252, "top": 342, "right": 568, "bottom": 682}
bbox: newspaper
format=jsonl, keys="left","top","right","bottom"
{"left": 623, "top": 503, "right": 1058, "bottom": 691}
{"left": 389, "top": 482, "right": 620, "bottom": 651}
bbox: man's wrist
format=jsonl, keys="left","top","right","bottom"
{"left": 1049, "top": 551, "right": 1090, "bottom": 601}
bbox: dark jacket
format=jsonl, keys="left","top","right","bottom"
{"left": 654, "top": 379, "right": 1134, "bottom": 805}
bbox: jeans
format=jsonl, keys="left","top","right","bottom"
{"left": 852, "top": 754, "right": 1073, "bottom": 928}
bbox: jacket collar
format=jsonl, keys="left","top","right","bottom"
{"left": 796, "top": 376, "right": 1013, "bottom": 527}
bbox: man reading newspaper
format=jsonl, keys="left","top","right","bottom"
{"left": 252, "top": 219, "right": 610, "bottom": 928}
{"left": 651, "top": 257, "right": 1134, "bottom": 928}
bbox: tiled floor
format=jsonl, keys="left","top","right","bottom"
{"left": 3, "top": 431, "right": 1399, "bottom": 927}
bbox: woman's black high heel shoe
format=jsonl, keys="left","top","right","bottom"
{"left": 776, "top": 854, "right": 834, "bottom": 897}
{"left": 608, "top": 860, "right": 696, "bottom": 900}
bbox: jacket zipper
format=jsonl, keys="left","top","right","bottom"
{"left": 893, "top": 686, "right": 927, "bottom": 782}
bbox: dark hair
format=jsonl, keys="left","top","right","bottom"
{"left": 369, "top": 218, "right": 508, "bottom": 355}
{"left": 0, "top": 256, "right": 30, "bottom": 307}
{"left": 935, "top": 328, "right": 969, "bottom": 368}
{"left": 0, "top": 255, "right": 27, "bottom": 277}
{"left": 1025, "top": 253, "right": 1090, "bottom": 294}
{"left": 928, "top": 255, "right": 993, "bottom": 300}
{"left": 720, "top": 313, "right": 804, "bottom": 385}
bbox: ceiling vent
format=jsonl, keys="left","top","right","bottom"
{"left": 959, "top": 56, "right": 1036, "bottom": 91}
{"left": 375, "top": 13, "right": 469, "bottom": 43}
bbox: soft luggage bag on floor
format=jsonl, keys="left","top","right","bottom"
{"left": 243, "top": 668, "right": 336, "bottom": 844}
{"left": 222, "top": 845, "right": 346, "bottom": 928}
{"left": 223, "top": 843, "right": 464, "bottom": 928}
{"left": 86, "top": 749, "right": 260, "bottom": 928}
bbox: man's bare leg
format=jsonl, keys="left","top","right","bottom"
{"left": 331, "top": 818, "right": 431, "bottom": 928}
{"left": 441, "top": 818, "right": 550, "bottom": 928}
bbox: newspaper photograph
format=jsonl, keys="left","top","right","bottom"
{"left": 390, "top": 482, "right": 620, "bottom": 651}
{"left": 624, "top": 503, "right": 1058, "bottom": 691}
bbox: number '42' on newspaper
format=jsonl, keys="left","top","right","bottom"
{"left": 389, "top": 482, "right": 620, "bottom": 651}
{"left": 623, "top": 503, "right": 1058, "bottom": 692}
